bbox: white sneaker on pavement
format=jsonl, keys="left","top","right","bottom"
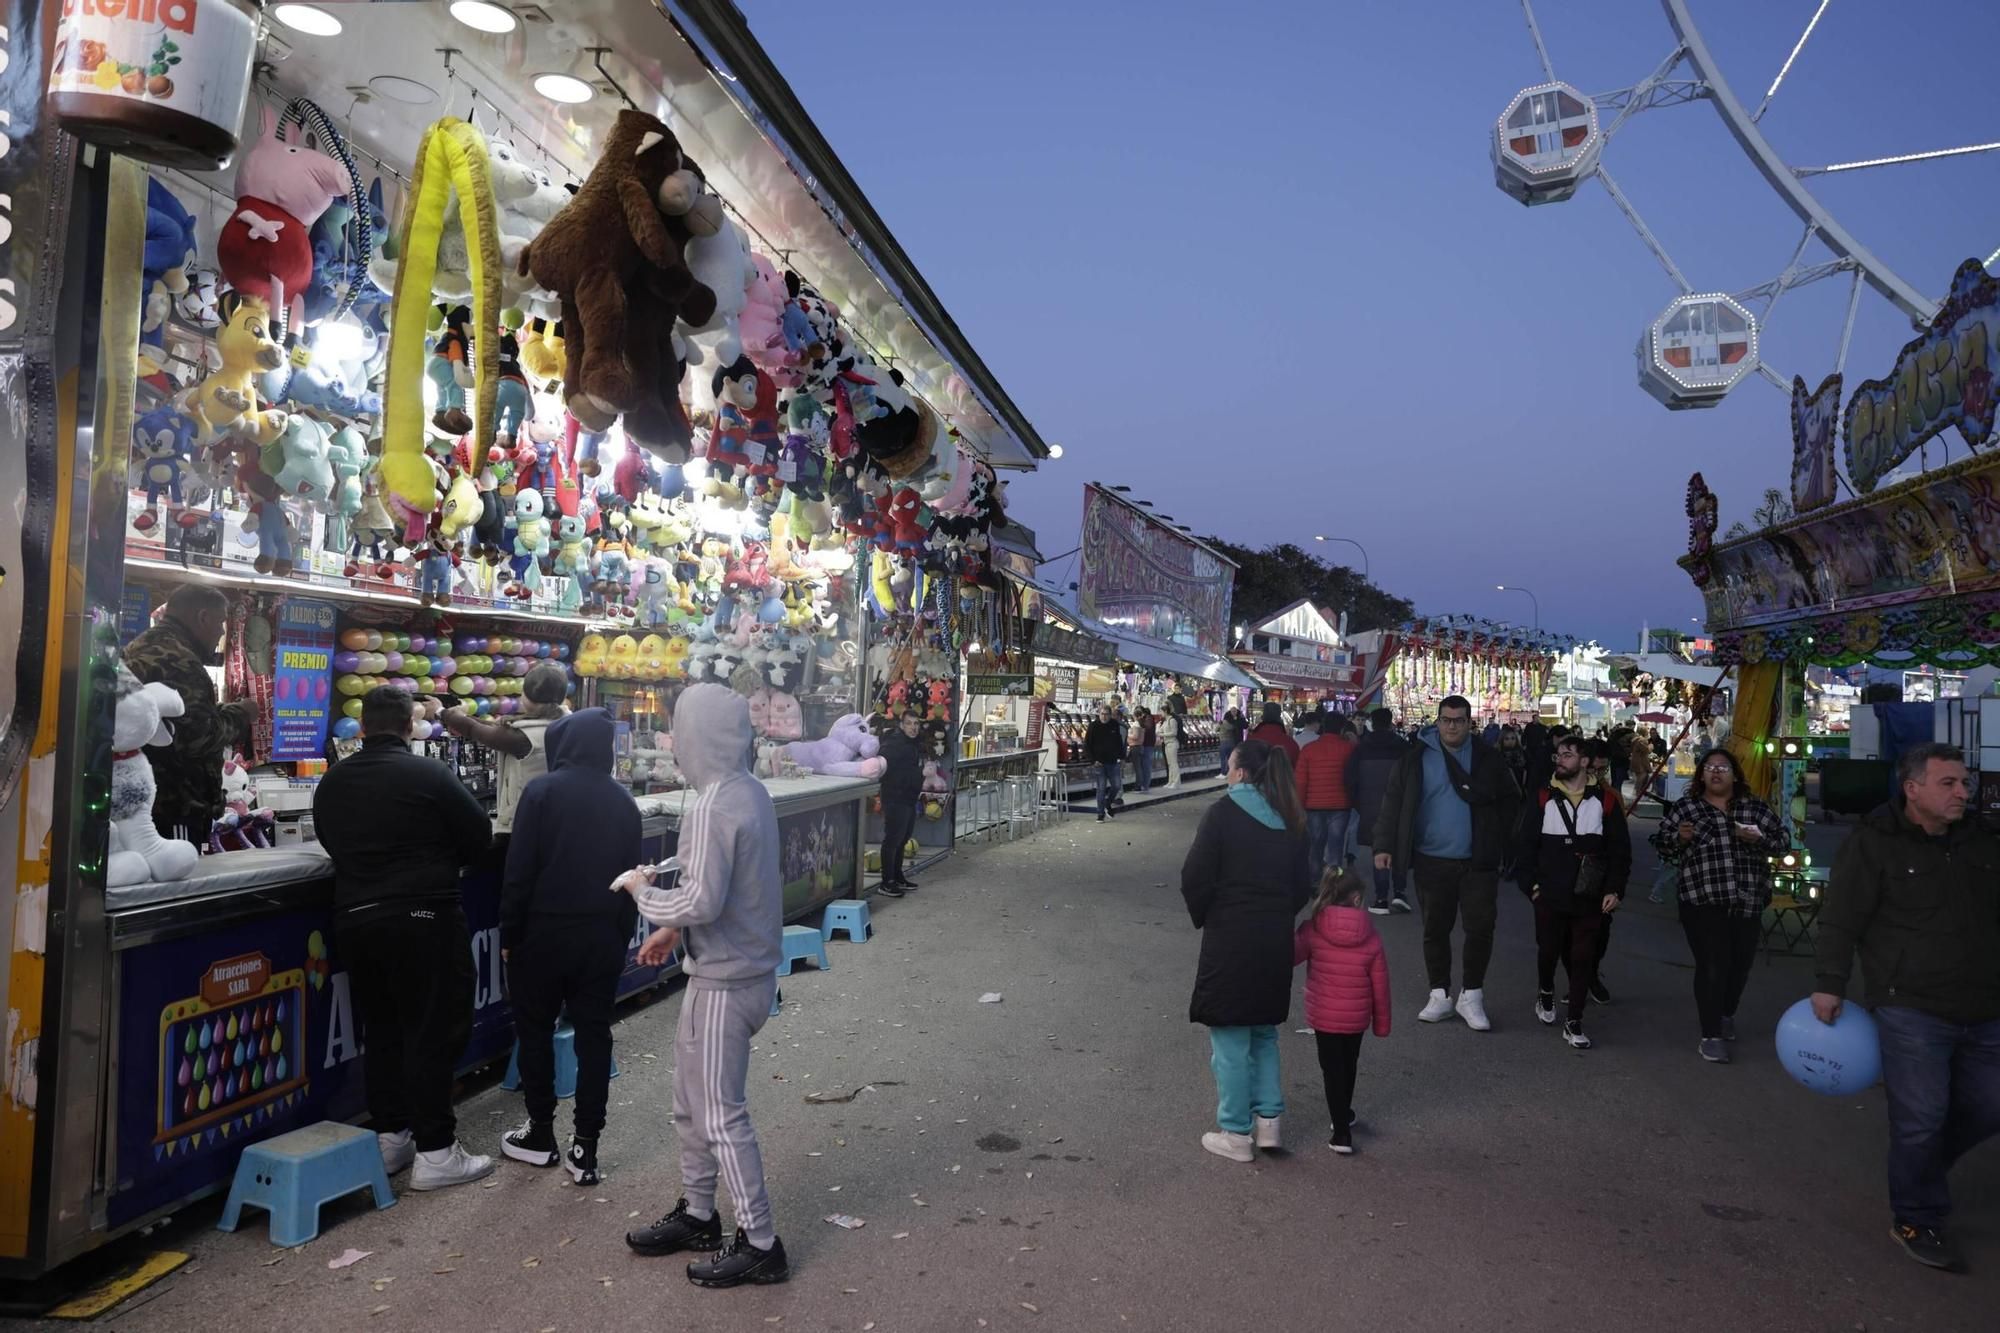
{"left": 410, "top": 1141, "right": 496, "bottom": 1191}
{"left": 1418, "top": 988, "right": 1455, "bottom": 1023}
{"left": 1201, "top": 1130, "right": 1255, "bottom": 1163}
{"left": 1252, "top": 1115, "right": 1281, "bottom": 1149}
{"left": 378, "top": 1129, "right": 415, "bottom": 1176}
{"left": 1456, "top": 988, "right": 1492, "bottom": 1031}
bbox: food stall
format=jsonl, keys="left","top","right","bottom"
{"left": 0, "top": 0, "right": 1045, "bottom": 1278}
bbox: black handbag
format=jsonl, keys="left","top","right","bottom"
{"left": 1552, "top": 791, "right": 1608, "bottom": 899}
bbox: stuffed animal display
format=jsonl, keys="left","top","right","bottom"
{"left": 107, "top": 664, "right": 201, "bottom": 887}
{"left": 784, "top": 713, "right": 887, "bottom": 780}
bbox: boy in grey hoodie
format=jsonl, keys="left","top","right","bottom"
{"left": 614, "top": 684, "right": 789, "bottom": 1288}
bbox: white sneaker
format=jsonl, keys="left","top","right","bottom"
{"left": 1201, "top": 1130, "right": 1254, "bottom": 1163}
{"left": 1534, "top": 993, "right": 1557, "bottom": 1026}
{"left": 1252, "top": 1115, "right": 1281, "bottom": 1149}
{"left": 1418, "top": 988, "right": 1455, "bottom": 1023}
{"left": 1455, "top": 988, "right": 1491, "bottom": 1031}
{"left": 410, "top": 1141, "right": 496, "bottom": 1191}
{"left": 378, "top": 1129, "right": 415, "bottom": 1176}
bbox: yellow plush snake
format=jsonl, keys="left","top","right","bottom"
{"left": 380, "top": 117, "right": 501, "bottom": 513}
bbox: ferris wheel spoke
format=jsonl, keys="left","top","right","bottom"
{"left": 1793, "top": 141, "right": 2000, "bottom": 178}
{"left": 1519, "top": 0, "right": 1559, "bottom": 83}
{"left": 1592, "top": 45, "right": 1694, "bottom": 145}
{"left": 1755, "top": 364, "right": 1791, "bottom": 392}
{"left": 1595, "top": 167, "right": 1692, "bottom": 294}
{"left": 1752, "top": 0, "right": 1834, "bottom": 123}
{"left": 1834, "top": 266, "right": 1865, "bottom": 375}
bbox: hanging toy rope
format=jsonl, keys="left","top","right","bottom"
{"left": 380, "top": 116, "right": 501, "bottom": 517}
{"left": 280, "top": 97, "right": 373, "bottom": 324}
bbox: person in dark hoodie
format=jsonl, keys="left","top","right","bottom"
{"left": 616, "top": 684, "right": 790, "bottom": 1288}
{"left": 498, "top": 707, "right": 641, "bottom": 1186}
{"left": 1351, "top": 708, "right": 1413, "bottom": 915}
{"left": 312, "top": 686, "right": 494, "bottom": 1190}
{"left": 1514, "top": 735, "right": 1630, "bottom": 1050}
{"left": 875, "top": 709, "right": 925, "bottom": 896}
{"left": 1372, "top": 695, "right": 1520, "bottom": 1032}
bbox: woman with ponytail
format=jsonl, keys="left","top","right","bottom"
{"left": 1179, "top": 738, "right": 1312, "bottom": 1162}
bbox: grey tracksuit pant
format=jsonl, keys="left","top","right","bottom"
{"left": 674, "top": 974, "right": 780, "bottom": 1246}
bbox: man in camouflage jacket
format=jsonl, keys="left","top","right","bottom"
{"left": 122, "top": 583, "right": 251, "bottom": 844}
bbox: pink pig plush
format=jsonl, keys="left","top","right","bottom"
{"left": 741, "top": 252, "right": 793, "bottom": 380}
{"left": 783, "top": 711, "right": 885, "bottom": 779}
{"left": 217, "top": 106, "right": 355, "bottom": 344}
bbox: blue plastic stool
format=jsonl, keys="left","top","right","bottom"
{"left": 501, "top": 1022, "right": 620, "bottom": 1098}
{"left": 216, "top": 1121, "right": 395, "bottom": 1247}
{"left": 777, "top": 924, "right": 829, "bottom": 977}
{"left": 821, "top": 899, "right": 873, "bottom": 943}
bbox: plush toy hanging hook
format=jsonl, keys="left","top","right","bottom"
{"left": 380, "top": 116, "right": 502, "bottom": 517}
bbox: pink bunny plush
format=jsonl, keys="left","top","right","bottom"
{"left": 217, "top": 105, "right": 354, "bottom": 344}
{"left": 740, "top": 252, "right": 793, "bottom": 379}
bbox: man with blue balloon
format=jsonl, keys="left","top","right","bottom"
{"left": 1811, "top": 742, "right": 2000, "bottom": 1273}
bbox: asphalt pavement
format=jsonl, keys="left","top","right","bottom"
{"left": 49, "top": 797, "right": 2000, "bottom": 1332}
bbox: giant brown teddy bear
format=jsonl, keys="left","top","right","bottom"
{"left": 520, "top": 109, "right": 718, "bottom": 439}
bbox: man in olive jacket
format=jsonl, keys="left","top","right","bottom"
{"left": 1814, "top": 743, "right": 2000, "bottom": 1273}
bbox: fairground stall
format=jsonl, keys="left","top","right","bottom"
{"left": 0, "top": 0, "right": 1044, "bottom": 1279}
{"left": 1353, "top": 617, "right": 1558, "bottom": 726}
{"left": 1228, "top": 600, "right": 1362, "bottom": 714}
{"left": 1680, "top": 256, "right": 2000, "bottom": 925}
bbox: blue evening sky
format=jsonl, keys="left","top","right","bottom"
{"left": 749, "top": 0, "right": 1995, "bottom": 646}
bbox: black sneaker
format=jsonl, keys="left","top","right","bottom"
{"left": 899, "top": 877, "right": 919, "bottom": 890}
{"left": 1328, "top": 1124, "right": 1355, "bottom": 1155}
{"left": 1096, "top": 814, "right": 1106, "bottom": 822}
{"left": 565, "top": 1137, "right": 599, "bottom": 1186}
{"left": 1389, "top": 897, "right": 1412, "bottom": 914}
{"left": 501, "top": 1119, "right": 559, "bottom": 1168}
{"left": 627, "top": 1198, "right": 722, "bottom": 1256}
{"left": 1589, "top": 977, "right": 1612, "bottom": 1005}
{"left": 686, "top": 1229, "right": 790, "bottom": 1287}
{"left": 876, "top": 881, "right": 905, "bottom": 898}
{"left": 1890, "top": 1221, "right": 1961, "bottom": 1271}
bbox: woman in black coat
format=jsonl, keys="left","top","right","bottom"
{"left": 1180, "top": 737, "right": 1311, "bottom": 1162}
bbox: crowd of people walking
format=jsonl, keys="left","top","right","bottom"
{"left": 1175, "top": 698, "right": 1998, "bottom": 1273}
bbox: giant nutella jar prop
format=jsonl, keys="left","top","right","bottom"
{"left": 49, "top": 0, "right": 258, "bottom": 170}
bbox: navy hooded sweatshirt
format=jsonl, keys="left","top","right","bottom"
{"left": 500, "top": 707, "right": 641, "bottom": 951}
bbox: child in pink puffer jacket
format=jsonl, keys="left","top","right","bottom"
{"left": 1293, "top": 868, "right": 1391, "bottom": 1155}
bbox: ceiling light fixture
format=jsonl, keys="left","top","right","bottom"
{"left": 449, "top": 1, "right": 519, "bottom": 34}
{"left": 272, "top": 4, "right": 342, "bottom": 37}
{"left": 532, "top": 72, "right": 594, "bottom": 105}
{"left": 368, "top": 75, "right": 439, "bottom": 106}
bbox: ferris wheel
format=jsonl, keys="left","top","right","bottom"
{"left": 1493, "top": 0, "right": 1998, "bottom": 410}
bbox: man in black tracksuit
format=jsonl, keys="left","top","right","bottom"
{"left": 498, "top": 708, "right": 641, "bottom": 1186}
{"left": 876, "top": 709, "right": 925, "bottom": 897}
{"left": 313, "top": 686, "right": 494, "bottom": 1190}
{"left": 1514, "top": 735, "right": 1630, "bottom": 1049}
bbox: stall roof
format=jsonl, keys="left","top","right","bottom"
{"left": 256, "top": 1, "right": 1046, "bottom": 470}
{"left": 1001, "top": 568, "right": 1255, "bottom": 686}
{"left": 1602, "top": 653, "right": 1736, "bottom": 687}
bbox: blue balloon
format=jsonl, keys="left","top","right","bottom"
{"left": 1775, "top": 997, "right": 1881, "bottom": 1096}
{"left": 331, "top": 717, "right": 361, "bottom": 740}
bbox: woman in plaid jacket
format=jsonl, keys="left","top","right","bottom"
{"left": 1649, "top": 748, "right": 1789, "bottom": 1064}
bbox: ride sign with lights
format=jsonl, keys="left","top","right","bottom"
{"left": 1844, "top": 258, "right": 2000, "bottom": 493}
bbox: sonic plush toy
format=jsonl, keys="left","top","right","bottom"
{"left": 140, "top": 180, "right": 200, "bottom": 385}
{"left": 130, "top": 404, "right": 199, "bottom": 532}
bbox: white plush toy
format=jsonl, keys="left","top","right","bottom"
{"left": 679, "top": 214, "right": 754, "bottom": 370}
{"left": 107, "top": 663, "right": 201, "bottom": 887}
{"left": 490, "top": 139, "right": 569, "bottom": 317}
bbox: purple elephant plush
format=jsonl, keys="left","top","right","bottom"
{"left": 783, "top": 712, "right": 886, "bottom": 779}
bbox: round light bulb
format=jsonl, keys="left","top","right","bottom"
{"left": 272, "top": 4, "right": 342, "bottom": 36}
{"left": 449, "top": 1, "right": 518, "bottom": 34}
{"left": 533, "top": 73, "right": 595, "bottom": 105}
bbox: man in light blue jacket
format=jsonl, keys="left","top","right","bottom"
{"left": 613, "top": 684, "right": 789, "bottom": 1288}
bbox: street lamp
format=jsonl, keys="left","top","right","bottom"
{"left": 1496, "top": 584, "right": 1540, "bottom": 629}
{"left": 1312, "top": 535, "right": 1370, "bottom": 580}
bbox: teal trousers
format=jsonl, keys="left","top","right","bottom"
{"left": 1208, "top": 1025, "right": 1284, "bottom": 1133}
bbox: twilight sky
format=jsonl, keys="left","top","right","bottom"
{"left": 749, "top": 0, "right": 1995, "bottom": 647}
